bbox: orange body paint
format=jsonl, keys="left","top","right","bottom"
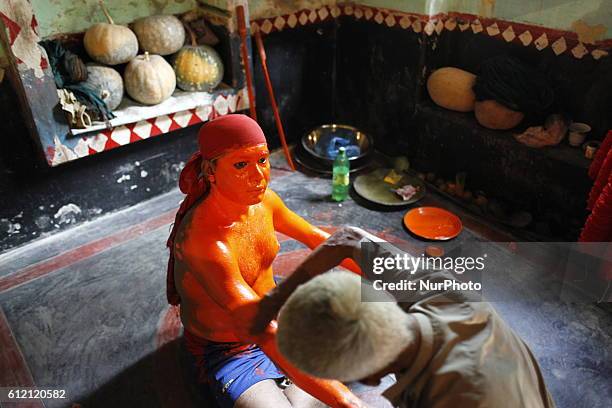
{"left": 173, "top": 145, "right": 361, "bottom": 408}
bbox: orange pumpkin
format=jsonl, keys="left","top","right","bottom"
{"left": 427, "top": 67, "right": 476, "bottom": 112}
{"left": 475, "top": 100, "right": 524, "bottom": 130}
{"left": 83, "top": 1, "right": 137, "bottom": 65}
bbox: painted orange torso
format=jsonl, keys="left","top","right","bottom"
{"left": 168, "top": 129, "right": 360, "bottom": 407}
{"left": 174, "top": 191, "right": 280, "bottom": 342}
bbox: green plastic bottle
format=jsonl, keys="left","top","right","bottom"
{"left": 332, "top": 147, "right": 350, "bottom": 202}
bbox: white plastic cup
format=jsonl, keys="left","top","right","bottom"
{"left": 568, "top": 123, "right": 591, "bottom": 147}
{"left": 583, "top": 140, "right": 601, "bottom": 159}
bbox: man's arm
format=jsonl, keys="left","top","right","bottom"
{"left": 248, "top": 226, "right": 367, "bottom": 334}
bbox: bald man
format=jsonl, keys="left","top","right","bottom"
{"left": 248, "top": 227, "right": 556, "bottom": 408}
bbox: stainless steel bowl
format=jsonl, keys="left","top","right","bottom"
{"left": 301, "top": 124, "right": 373, "bottom": 167}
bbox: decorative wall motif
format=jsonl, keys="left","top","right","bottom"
{"left": 250, "top": 3, "right": 611, "bottom": 60}
{"left": 248, "top": 0, "right": 337, "bottom": 21}
{"left": 2, "top": 1, "right": 610, "bottom": 166}
{"left": 0, "top": 0, "right": 46, "bottom": 78}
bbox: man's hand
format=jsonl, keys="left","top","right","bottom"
{"left": 339, "top": 393, "right": 372, "bottom": 408}
{"left": 318, "top": 226, "right": 367, "bottom": 262}
{"left": 299, "top": 226, "right": 366, "bottom": 274}
{"left": 231, "top": 300, "right": 277, "bottom": 342}
{"left": 232, "top": 295, "right": 283, "bottom": 338}
{"left": 246, "top": 227, "right": 370, "bottom": 336}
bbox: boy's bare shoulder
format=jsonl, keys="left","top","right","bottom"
{"left": 174, "top": 207, "right": 228, "bottom": 261}
{"left": 262, "top": 188, "right": 284, "bottom": 209}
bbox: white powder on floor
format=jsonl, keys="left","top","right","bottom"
{"left": 53, "top": 204, "right": 82, "bottom": 225}
{"left": 117, "top": 174, "right": 131, "bottom": 183}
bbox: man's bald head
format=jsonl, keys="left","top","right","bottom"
{"left": 277, "top": 271, "right": 414, "bottom": 382}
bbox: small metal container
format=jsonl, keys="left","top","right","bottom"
{"left": 301, "top": 124, "right": 373, "bottom": 168}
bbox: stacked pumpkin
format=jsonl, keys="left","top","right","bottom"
{"left": 172, "top": 25, "right": 224, "bottom": 92}
{"left": 81, "top": 0, "right": 224, "bottom": 110}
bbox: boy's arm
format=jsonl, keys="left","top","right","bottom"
{"left": 182, "top": 239, "right": 366, "bottom": 408}
{"left": 247, "top": 227, "right": 366, "bottom": 335}
{"left": 267, "top": 189, "right": 361, "bottom": 273}
{"left": 268, "top": 189, "right": 330, "bottom": 247}
{"left": 256, "top": 323, "right": 368, "bottom": 408}
{"left": 181, "top": 239, "right": 263, "bottom": 335}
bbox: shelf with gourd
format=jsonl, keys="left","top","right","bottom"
{"left": 422, "top": 66, "right": 590, "bottom": 170}
{"left": 4, "top": 0, "right": 249, "bottom": 166}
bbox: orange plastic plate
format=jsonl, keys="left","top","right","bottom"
{"left": 403, "top": 207, "right": 463, "bottom": 240}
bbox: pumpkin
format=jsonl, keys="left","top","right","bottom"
{"left": 124, "top": 52, "right": 176, "bottom": 105}
{"left": 427, "top": 67, "right": 476, "bottom": 112}
{"left": 173, "top": 27, "right": 223, "bottom": 92}
{"left": 84, "top": 64, "right": 124, "bottom": 111}
{"left": 475, "top": 100, "right": 524, "bottom": 130}
{"left": 83, "top": 1, "right": 138, "bottom": 65}
{"left": 132, "top": 15, "right": 186, "bottom": 56}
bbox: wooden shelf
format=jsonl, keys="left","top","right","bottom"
{"left": 50, "top": 86, "right": 247, "bottom": 165}
{"left": 71, "top": 87, "right": 228, "bottom": 137}
{"left": 415, "top": 101, "right": 591, "bottom": 170}
{"left": 2, "top": 0, "right": 253, "bottom": 167}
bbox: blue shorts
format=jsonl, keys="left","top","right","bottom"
{"left": 184, "top": 330, "right": 287, "bottom": 408}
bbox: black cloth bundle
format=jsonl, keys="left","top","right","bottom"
{"left": 473, "top": 55, "right": 554, "bottom": 114}
{"left": 40, "top": 40, "right": 115, "bottom": 122}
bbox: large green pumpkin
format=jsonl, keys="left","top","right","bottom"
{"left": 84, "top": 63, "right": 124, "bottom": 111}
{"left": 173, "top": 45, "right": 224, "bottom": 92}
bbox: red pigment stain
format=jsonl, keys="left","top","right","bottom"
{"left": 0, "top": 210, "right": 176, "bottom": 293}
{"left": 272, "top": 249, "right": 311, "bottom": 277}
{"left": 313, "top": 211, "right": 334, "bottom": 222}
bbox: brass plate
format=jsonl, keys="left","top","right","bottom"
{"left": 353, "top": 168, "right": 426, "bottom": 206}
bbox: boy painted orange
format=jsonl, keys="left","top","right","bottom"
{"left": 166, "top": 114, "right": 364, "bottom": 408}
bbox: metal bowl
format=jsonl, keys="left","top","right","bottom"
{"left": 301, "top": 124, "right": 373, "bottom": 167}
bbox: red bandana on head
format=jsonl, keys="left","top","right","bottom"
{"left": 166, "top": 114, "right": 267, "bottom": 305}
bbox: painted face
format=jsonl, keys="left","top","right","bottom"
{"left": 212, "top": 144, "right": 270, "bottom": 205}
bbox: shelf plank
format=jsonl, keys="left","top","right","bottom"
{"left": 50, "top": 86, "right": 248, "bottom": 166}
{"left": 70, "top": 88, "right": 222, "bottom": 137}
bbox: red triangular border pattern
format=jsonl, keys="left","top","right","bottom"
{"left": 66, "top": 93, "right": 242, "bottom": 161}
{"left": 251, "top": 4, "right": 611, "bottom": 60}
